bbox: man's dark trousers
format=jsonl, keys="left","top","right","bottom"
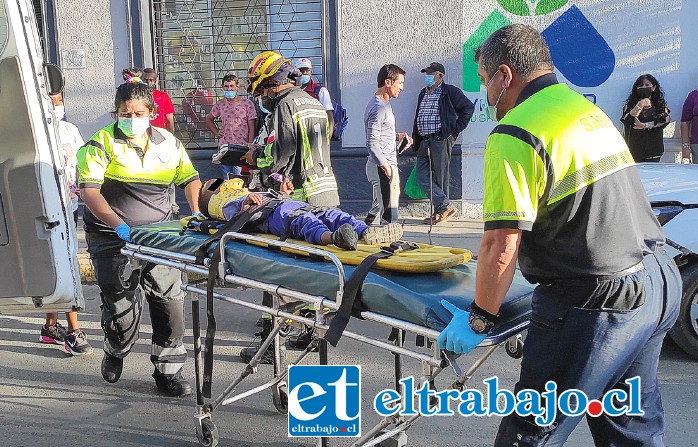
{"left": 494, "top": 247, "right": 681, "bottom": 446}
{"left": 416, "top": 135, "right": 454, "bottom": 213}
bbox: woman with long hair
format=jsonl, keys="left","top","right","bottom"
{"left": 621, "top": 74, "right": 671, "bottom": 162}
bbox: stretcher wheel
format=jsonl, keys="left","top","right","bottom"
{"left": 505, "top": 335, "right": 524, "bottom": 359}
{"left": 196, "top": 417, "right": 219, "bottom": 447}
{"left": 272, "top": 382, "right": 288, "bottom": 414}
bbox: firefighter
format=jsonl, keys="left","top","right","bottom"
{"left": 243, "top": 51, "right": 340, "bottom": 208}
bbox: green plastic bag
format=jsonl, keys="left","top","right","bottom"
{"left": 404, "top": 164, "right": 427, "bottom": 199}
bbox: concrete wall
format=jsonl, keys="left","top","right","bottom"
{"left": 54, "top": 0, "right": 130, "bottom": 139}
{"left": 336, "top": 0, "right": 698, "bottom": 213}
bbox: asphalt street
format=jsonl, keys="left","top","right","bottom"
{"left": 0, "top": 218, "right": 696, "bottom": 447}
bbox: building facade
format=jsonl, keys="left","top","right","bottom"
{"left": 44, "top": 0, "right": 698, "bottom": 215}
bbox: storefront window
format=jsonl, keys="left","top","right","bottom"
{"left": 152, "top": 0, "right": 324, "bottom": 147}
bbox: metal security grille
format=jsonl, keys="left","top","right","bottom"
{"left": 151, "top": 0, "right": 325, "bottom": 148}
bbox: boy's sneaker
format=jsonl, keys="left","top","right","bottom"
{"left": 331, "top": 223, "right": 359, "bottom": 250}
{"left": 64, "top": 329, "right": 93, "bottom": 356}
{"left": 39, "top": 322, "right": 66, "bottom": 345}
{"left": 361, "top": 222, "right": 403, "bottom": 245}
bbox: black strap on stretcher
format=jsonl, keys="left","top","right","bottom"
{"left": 325, "top": 241, "right": 418, "bottom": 347}
{"left": 194, "top": 197, "right": 276, "bottom": 398}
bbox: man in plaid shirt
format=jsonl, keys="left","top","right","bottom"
{"left": 412, "top": 62, "right": 474, "bottom": 224}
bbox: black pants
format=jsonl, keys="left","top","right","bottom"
{"left": 87, "top": 232, "right": 187, "bottom": 381}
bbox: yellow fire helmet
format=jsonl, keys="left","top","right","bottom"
{"left": 247, "top": 50, "right": 289, "bottom": 95}
{"left": 208, "top": 178, "right": 248, "bottom": 220}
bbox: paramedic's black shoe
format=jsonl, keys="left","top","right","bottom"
{"left": 101, "top": 353, "right": 123, "bottom": 383}
{"left": 155, "top": 374, "right": 193, "bottom": 397}
{"left": 240, "top": 345, "right": 277, "bottom": 364}
{"left": 331, "top": 223, "right": 359, "bottom": 250}
{"left": 361, "top": 222, "right": 403, "bottom": 245}
{"left": 287, "top": 327, "right": 318, "bottom": 352}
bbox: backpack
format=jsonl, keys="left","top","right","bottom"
{"left": 310, "top": 84, "right": 348, "bottom": 141}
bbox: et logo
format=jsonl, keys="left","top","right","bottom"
{"left": 287, "top": 365, "right": 361, "bottom": 438}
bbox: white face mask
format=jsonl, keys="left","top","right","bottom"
{"left": 53, "top": 105, "right": 65, "bottom": 121}
{"left": 118, "top": 116, "right": 151, "bottom": 137}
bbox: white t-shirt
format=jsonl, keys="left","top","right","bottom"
{"left": 317, "top": 86, "right": 334, "bottom": 111}
{"left": 57, "top": 120, "right": 85, "bottom": 211}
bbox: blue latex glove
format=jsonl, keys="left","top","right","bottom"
{"left": 114, "top": 223, "right": 131, "bottom": 242}
{"left": 437, "top": 299, "right": 487, "bottom": 355}
{"left": 192, "top": 211, "right": 205, "bottom": 219}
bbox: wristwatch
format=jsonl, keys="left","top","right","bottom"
{"left": 468, "top": 302, "right": 498, "bottom": 335}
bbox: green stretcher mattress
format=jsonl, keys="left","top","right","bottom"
{"left": 130, "top": 222, "right": 534, "bottom": 335}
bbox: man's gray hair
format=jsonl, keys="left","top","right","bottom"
{"left": 474, "top": 24, "right": 553, "bottom": 78}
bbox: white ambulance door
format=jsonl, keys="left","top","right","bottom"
{"left": 0, "top": 0, "right": 83, "bottom": 313}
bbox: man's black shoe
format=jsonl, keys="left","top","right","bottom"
{"left": 240, "top": 345, "right": 275, "bottom": 364}
{"left": 101, "top": 353, "right": 123, "bottom": 383}
{"left": 286, "top": 327, "right": 318, "bottom": 352}
{"left": 155, "top": 375, "right": 193, "bottom": 397}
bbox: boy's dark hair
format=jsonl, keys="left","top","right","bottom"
{"left": 198, "top": 187, "right": 210, "bottom": 218}
{"left": 222, "top": 74, "right": 238, "bottom": 85}
{"left": 114, "top": 82, "right": 155, "bottom": 113}
{"left": 377, "top": 64, "right": 406, "bottom": 88}
{"left": 198, "top": 178, "right": 225, "bottom": 218}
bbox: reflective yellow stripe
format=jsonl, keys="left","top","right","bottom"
{"left": 77, "top": 124, "right": 198, "bottom": 186}
{"left": 548, "top": 150, "right": 634, "bottom": 204}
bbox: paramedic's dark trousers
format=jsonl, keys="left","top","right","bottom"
{"left": 494, "top": 248, "right": 680, "bottom": 447}
{"left": 416, "top": 136, "right": 454, "bottom": 213}
{"left": 87, "top": 233, "right": 187, "bottom": 382}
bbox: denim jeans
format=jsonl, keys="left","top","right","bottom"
{"left": 415, "top": 136, "right": 454, "bottom": 213}
{"left": 495, "top": 248, "right": 680, "bottom": 446}
{"left": 220, "top": 164, "right": 242, "bottom": 178}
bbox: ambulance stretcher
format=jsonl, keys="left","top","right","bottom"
{"left": 120, "top": 221, "right": 534, "bottom": 447}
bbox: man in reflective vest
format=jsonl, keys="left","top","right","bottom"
{"left": 437, "top": 24, "right": 680, "bottom": 446}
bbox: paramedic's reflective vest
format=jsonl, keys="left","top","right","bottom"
{"left": 482, "top": 74, "right": 663, "bottom": 282}
{"left": 77, "top": 124, "right": 199, "bottom": 234}
{"left": 255, "top": 87, "right": 340, "bottom": 208}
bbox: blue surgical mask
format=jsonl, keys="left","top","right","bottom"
{"left": 481, "top": 73, "right": 505, "bottom": 122}
{"left": 300, "top": 74, "right": 311, "bottom": 85}
{"left": 258, "top": 97, "right": 272, "bottom": 115}
{"left": 223, "top": 90, "right": 237, "bottom": 99}
{"left": 118, "top": 116, "right": 151, "bottom": 137}
{"left": 424, "top": 74, "right": 435, "bottom": 88}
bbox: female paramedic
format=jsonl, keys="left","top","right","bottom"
{"left": 77, "top": 78, "right": 202, "bottom": 397}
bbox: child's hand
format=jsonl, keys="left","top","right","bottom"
{"left": 244, "top": 193, "right": 264, "bottom": 206}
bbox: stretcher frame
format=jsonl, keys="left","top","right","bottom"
{"left": 121, "top": 231, "right": 529, "bottom": 447}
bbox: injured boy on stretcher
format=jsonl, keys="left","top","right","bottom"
{"left": 195, "top": 177, "right": 403, "bottom": 250}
